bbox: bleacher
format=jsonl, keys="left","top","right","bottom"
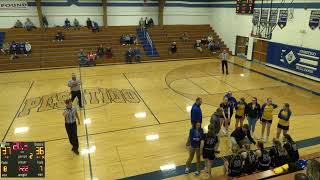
{"left": 0, "top": 25, "right": 230, "bottom": 71}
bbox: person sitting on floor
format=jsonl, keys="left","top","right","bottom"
{"left": 86, "top": 18, "right": 92, "bottom": 29}
{"left": 64, "top": 18, "right": 71, "bottom": 29}
{"left": 55, "top": 30, "right": 64, "bottom": 42}
{"left": 224, "top": 146, "right": 244, "bottom": 177}
{"left": 194, "top": 40, "right": 203, "bottom": 53}
{"left": 242, "top": 144, "right": 257, "bottom": 174}
{"left": 92, "top": 21, "right": 99, "bottom": 32}
{"left": 283, "top": 134, "right": 299, "bottom": 163}
{"left": 168, "top": 42, "right": 177, "bottom": 54}
{"left": 105, "top": 47, "right": 112, "bottom": 58}
{"left": 134, "top": 47, "right": 141, "bottom": 63}
{"left": 24, "top": 18, "right": 36, "bottom": 31}
{"left": 73, "top": 18, "right": 80, "bottom": 30}
{"left": 96, "top": 44, "right": 104, "bottom": 59}
{"left": 78, "top": 49, "right": 89, "bottom": 66}
{"left": 125, "top": 48, "right": 134, "bottom": 63}
{"left": 256, "top": 141, "right": 271, "bottom": 171}
{"left": 1, "top": 42, "right": 10, "bottom": 55}
{"left": 14, "top": 20, "right": 23, "bottom": 28}
{"left": 148, "top": 17, "right": 154, "bottom": 27}
{"left": 87, "top": 50, "right": 96, "bottom": 66}
{"left": 9, "top": 41, "right": 18, "bottom": 60}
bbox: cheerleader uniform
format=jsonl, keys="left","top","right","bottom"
{"left": 260, "top": 103, "right": 278, "bottom": 124}
{"left": 277, "top": 109, "right": 292, "bottom": 131}
{"left": 235, "top": 102, "right": 246, "bottom": 119}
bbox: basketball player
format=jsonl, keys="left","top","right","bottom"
{"left": 63, "top": 99, "right": 81, "bottom": 155}
{"left": 260, "top": 98, "right": 278, "bottom": 142}
{"left": 276, "top": 103, "right": 292, "bottom": 140}
{"left": 220, "top": 49, "right": 229, "bottom": 74}
{"left": 256, "top": 141, "right": 271, "bottom": 170}
{"left": 68, "top": 73, "right": 83, "bottom": 108}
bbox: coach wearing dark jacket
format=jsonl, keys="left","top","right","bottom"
{"left": 230, "top": 124, "right": 256, "bottom": 148}
{"left": 245, "top": 97, "right": 261, "bottom": 136}
{"left": 186, "top": 97, "right": 202, "bottom": 146}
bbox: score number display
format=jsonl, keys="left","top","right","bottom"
{"left": 236, "top": 0, "right": 255, "bottom": 14}
{"left": 1, "top": 142, "right": 45, "bottom": 178}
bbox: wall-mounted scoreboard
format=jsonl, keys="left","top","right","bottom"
{"left": 1, "top": 142, "right": 45, "bottom": 178}
{"left": 236, "top": 0, "right": 255, "bottom": 14}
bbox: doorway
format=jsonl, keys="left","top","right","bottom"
{"left": 235, "top": 35, "right": 249, "bottom": 58}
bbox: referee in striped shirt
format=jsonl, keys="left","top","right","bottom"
{"left": 220, "top": 49, "right": 229, "bottom": 75}
{"left": 63, "top": 99, "right": 81, "bottom": 155}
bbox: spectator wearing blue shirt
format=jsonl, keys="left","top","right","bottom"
{"left": 92, "top": 21, "right": 99, "bottom": 32}
{"left": 186, "top": 97, "right": 202, "bottom": 146}
{"left": 9, "top": 41, "right": 18, "bottom": 60}
{"left": 134, "top": 47, "right": 141, "bottom": 63}
{"left": 64, "top": 18, "right": 71, "bottom": 29}
{"left": 224, "top": 91, "right": 237, "bottom": 108}
{"left": 185, "top": 122, "right": 203, "bottom": 176}
{"left": 125, "top": 48, "right": 134, "bottom": 63}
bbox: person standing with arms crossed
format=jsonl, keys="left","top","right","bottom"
{"left": 186, "top": 97, "right": 202, "bottom": 146}
{"left": 68, "top": 74, "right": 83, "bottom": 108}
{"left": 63, "top": 99, "right": 81, "bottom": 155}
{"left": 245, "top": 97, "right": 261, "bottom": 137}
{"left": 220, "top": 49, "right": 229, "bottom": 75}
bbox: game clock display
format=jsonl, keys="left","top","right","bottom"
{"left": 1, "top": 142, "right": 45, "bottom": 178}
{"left": 236, "top": 0, "right": 255, "bottom": 14}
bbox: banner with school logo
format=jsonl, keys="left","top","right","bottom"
{"left": 252, "top": 9, "right": 260, "bottom": 25}
{"left": 0, "top": 0, "right": 28, "bottom": 10}
{"left": 266, "top": 42, "right": 320, "bottom": 81}
{"left": 278, "top": 10, "right": 288, "bottom": 29}
{"left": 309, "top": 10, "right": 320, "bottom": 30}
{"left": 260, "top": 9, "right": 269, "bottom": 26}
{"left": 269, "top": 10, "right": 278, "bottom": 27}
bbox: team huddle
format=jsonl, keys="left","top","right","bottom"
{"left": 185, "top": 92, "right": 299, "bottom": 178}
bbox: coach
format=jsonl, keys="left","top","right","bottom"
{"left": 186, "top": 97, "right": 203, "bottom": 146}
{"left": 68, "top": 74, "right": 83, "bottom": 108}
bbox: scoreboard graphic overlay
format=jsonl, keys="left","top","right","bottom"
{"left": 1, "top": 142, "right": 45, "bottom": 178}
{"left": 236, "top": 0, "right": 255, "bottom": 14}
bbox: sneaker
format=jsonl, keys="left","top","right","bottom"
{"left": 185, "top": 168, "right": 189, "bottom": 174}
{"left": 194, "top": 171, "right": 200, "bottom": 176}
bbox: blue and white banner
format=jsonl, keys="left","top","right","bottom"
{"left": 260, "top": 9, "right": 269, "bottom": 26}
{"left": 309, "top": 10, "right": 320, "bottom": 29}
{"left": 278, "top": 10, "right": 288, "bottom": 29}
{"left": 269, "top": 10, "right": 278, "bottom": 27}
{"left": 267, "top": 42, "right": 320, "bottom": 81}
{"left": 0, "top": 0, "right": 28, "bottom": 10}
{"left": 252, "top": 9, "right": 260, "bottom": 25}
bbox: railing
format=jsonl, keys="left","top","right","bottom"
{"left": 145, "top": 31, "right": 154, "bottom": 56}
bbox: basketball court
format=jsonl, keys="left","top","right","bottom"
{"left": 0, "top": 56, "right": 319, "bottom": 180}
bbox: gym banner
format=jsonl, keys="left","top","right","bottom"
{"left": 309, "top": 10, "right": 320, "bottom": 30}
{"left": 266, "top": 42, "right": 320, "bottom": 81}
{"left": 269, "top": 10, "right": 278, "bottom": 27}
{"left": 252, "top": 9, "right": 260, "bottom": 25}
{"left": 278, "top": 10, "right": 288, "bottom": 29}
{"left": 0, "top": 0, "right": 28, "bottom": 10}
{"left": 260, "top": 9, "right": 269, "bottom": 26}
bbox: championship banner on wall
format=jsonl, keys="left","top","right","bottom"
{"left": 309, "top": 10, "right": 320, "bottom": 30}
{"left": 260, "top": 9, "right": 269, "bottom": 26}
{"left": 0, "top": 0, "right": 28, "bottom": 10}
{"left": 278, "top": 10, "right": 288, "bottom": 29}
{"left": 252, "top": 9, "right": 260, "bottom": 25}
{"left": 269, "top": 10, "right": 278, "bottom": 27}
{"left": 266, "top": 42, "right": 320, "bottom": 81}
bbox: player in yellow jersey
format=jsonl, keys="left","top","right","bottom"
{"left": 260, "top": 98, "right": 278, "bottom": 142}
{"left": 235, "top": 97, "right": 247, "bottom": 129}
{"left": 276, "top": 103, "right": 292, "bottom": 141}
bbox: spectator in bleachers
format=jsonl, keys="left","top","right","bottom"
{"left": 24, "top": 18, "right": 36, "bottom": 31}
{"left": 73, "top": 18, "right": 80, "bottom": 30}
{"left": 129, "top": 34, "right": 137, "bottom": 45}
{"left": 194, "top": 40, "right": 203, "bottom": 53}
{"left": 181, "top": 32, "right": 189, "bottom": 44}
{"left": 55, "top": 30, "right": 65, "bottom": 42}
{"left": 125, "top": 48, "right": 134, "bottom": 63}
{"left": 306, "top": 159, "right": 320, "bottom": 180}
{"left": 148, "top": 18, "right": 154, "bottom": 27}
{"left": 86, "top": 18, "right": 92, "bottom": 29}
{"left": 214, "top": 40, "right": 221, "bottom": 51}
{"left": 92, "top": 21, "right": 99, "bottom": 32}
{"left": 201, "top": 36, "right": 208, "bottom": 45}
{"left": 64, "top": 18, "right": 71, "bottom": 29}
{"left": 125, "top": 34, "right": 131, "bottom": 45}
{"left": 18, "top": 42, "right": 25, "bottom": 55}
{"left": 208, "top": 35, "right": 213, "bottom": 43}
{"left": 105, "top": 47, "right": 112, "bottom": 58}
{"left": 120, "top": 35, "right": 126, "bottom": 46}
{"left": 208, "top": 41, "right": 214, "bottom": 52}
{"left": 168, "top": 42, "right": 177, "bottom": 54}
{"left": 42, "top": 16, "right": 48, "bottom": 29}
{"left": 24, "top": 42, "right": 32, "bottom": 56}
{"left": 96, "top": 44, "right": 104, "bottom": 59}
{"left": 269, "top": 138, "right": 287, "bottom": 167}
{"left": 78, "top": 49, "right": 89, "bottom": 66}
{"left": 134, "top": 47, "right": 141, "bottom": 63}
{"left": 283, "top": 134, "right": 299, "bottom": 163}
{"left": 87, "top": 50, "right": 96, "bottom": 66}
{"left": 9, "top": 41, "right": 18, "bottom": 60}
{"left": 14, "top": 20, "right": 23, "bottom": 28}
{"left": 256, "top": 141, "right": 271, "bottom": 171}
{"left": 144, "top": 17, "right": 149, "bottom": 28}
{"left": 224, "top": 146, "right": 244, "bottom": 177}
{"left": 1, "top": 42, "right": 10, "bottom": 55}
{"left": 139, "top": 17, "right": 145, "bottom": 28}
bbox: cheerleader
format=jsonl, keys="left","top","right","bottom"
{"left": 235, "top": 97, "right": 247, "bottom": 129}
{"left": 260, "top": 98, "right": 278, "bottom": 142}
{"left": 276, "top": 103, "right": 292, "bottom": 140}
{"left": 202, "top": 124, "right": 220, "bottom": 178}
